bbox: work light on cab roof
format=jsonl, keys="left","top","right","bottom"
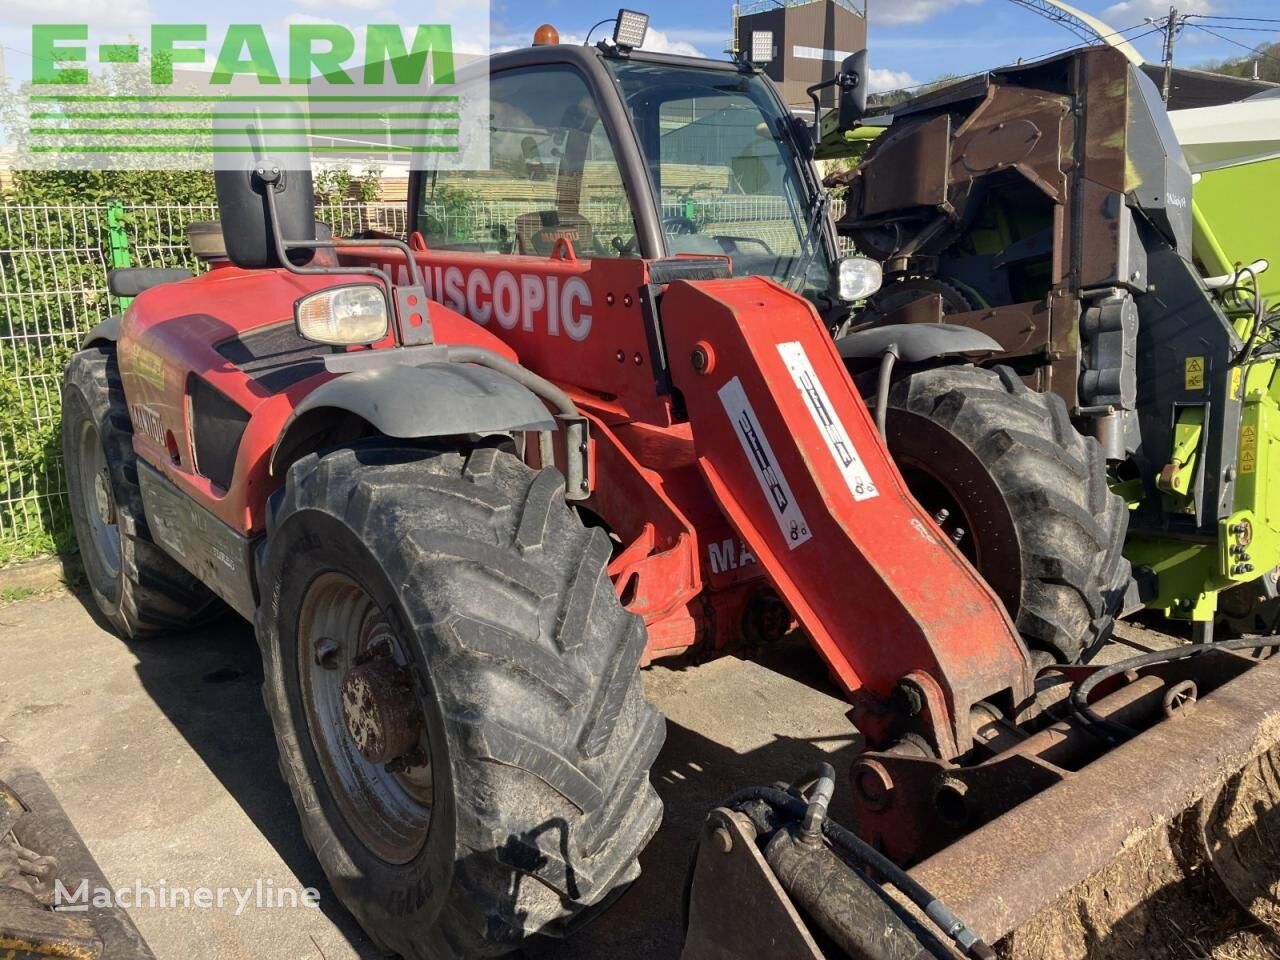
{"left": 613, "top": 9, "right": 650, "bottom": 50}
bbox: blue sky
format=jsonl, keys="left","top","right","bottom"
{"left": 491, "top": 0, "right": 1280, "bottom": 91}
{"left": 1, "top": 0, "right": 1276, "bottom": 97}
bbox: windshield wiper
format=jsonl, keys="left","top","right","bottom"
{"left": 786, "top": 189, "right": 831, "bottom": 293}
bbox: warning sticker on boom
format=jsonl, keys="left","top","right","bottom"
{"left": 718, "top": 376, "right": 812, "bottom": 549}
{"left": 777, "top": 341, "right": 879, "bottom": 502}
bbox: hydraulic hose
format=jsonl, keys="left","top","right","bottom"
{"left": 1070, "top": 637, "right": 1280, "bottom": 741}
{"left": 790, "top": 762, "right": 836, "bottom": 843}
{"left": 721, "top": 785, "right": 996, "bottom": 960}
{"left": 875, "top": 347, "right": 898, "bottom": 438}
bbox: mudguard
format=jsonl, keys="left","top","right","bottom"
{"left": 836, "top": 322, "right": 1001, "bottom": 362}
{"left": 82, "top": 316, "right": 121, "bottom": 348}
{"left": 269, "top": 361, "right": 557, "bottom": 476}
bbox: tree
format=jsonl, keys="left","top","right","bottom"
{"left": 1198, "top": 42, "right": 1280, "bottom": 85}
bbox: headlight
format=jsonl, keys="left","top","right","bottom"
{"left": 295, "top": 284, "right": 390, "bottom": 345}
{"left": 837, "top": 256, "right": 883, "bottom": 302}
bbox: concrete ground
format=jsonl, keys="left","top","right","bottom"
{"left": 0, "top": 588, "right": 865, "bottom": 959}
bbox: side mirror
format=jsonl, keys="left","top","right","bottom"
{"left": 212, "top": 103, "right": 317, "bottom": 269}
{"left": 215, "top": 165, "right": 318, "bottom": 269}
{"left": 837, "top": 50, "right": 868, "bottom": 132}
{"left": 807, "top": 49, "right": 869, "bottom": 137}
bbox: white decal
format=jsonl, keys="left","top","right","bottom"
{"left": 466, "top": 269, "right": 492, "bottom": 324}
{"left": 561, "top": 276, "right": 592, "bottom": 341}
{"left": 493, "top": 271, "right": 519, "bottom": 329}
{"left": 719, "top": 377, "right": 812, "bottom": 549}
{"left": 130, "top": 403, "right": 165, "bottom": 447}
{"left": 777, "top": 341, "right": 879, "bottom": 502}
{"left": 383, "top": 260, "right": 594, "bottom": 340}
{"left": 443, "top": 266, "right": 465, "bottom": 313}
{"left": 708, "top": 538, "right": 757, "bottom": 574}
{"left": 520, "top": 274, "right": 545, "bottom": 332}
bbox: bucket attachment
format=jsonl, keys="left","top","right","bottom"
{"left": 683, "top": 652, "right": 1280, "bottom": 959}
{"left": 0, "top": 737, "right": 155, "bottom": 960}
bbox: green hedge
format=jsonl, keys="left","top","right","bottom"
{"left": 0, "top": 170, "right": 392, "bottom": 565}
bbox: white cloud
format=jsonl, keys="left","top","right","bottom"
{"left": 494, "top": 26, "right": 706, "bottom": 59}
{"left": 870, "top": 0, "right": 982, "bottom": 26}
{"left": 639, "top": 28, "right": 704, "bottom": 58}
{"left": 868, "top": 67, "right": 918, "bottom": 92}
{"left": 1102, "top": 0, "right": 1215, "bottom": 21}
{"left": 293, "top": 0, "right": 387, "bottom": 10}
{"left": 0, "top": 0, "right": 151, "bottom": 31}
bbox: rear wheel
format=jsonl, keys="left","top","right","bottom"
{"left": 61, "top": 345, "right": 219, "bottom": 638}
{"left": 885, "top": 365, "right": 1131, "bottom": 662}
{"left": 257, "top": 441, "right": 664, "bottom": 958}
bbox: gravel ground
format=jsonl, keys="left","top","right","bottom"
{"left": 0, "top": 588, "right": 1275, "bottom": 959}
{"left": 0, "top": 589, "right": 862, "bottom": 959}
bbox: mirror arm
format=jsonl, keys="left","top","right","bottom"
{"left": 806, "top": 76, "right": 841, "bottom": 134}
{"left": 260, "top": 172, "right": 434, "bottom": 347}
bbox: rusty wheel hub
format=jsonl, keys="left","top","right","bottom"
{"left": 93, "top": 469, "right": 114, "bottom": 525}
{"left": 298, "top": 572, "right": 433, "bottom": 864}
{"left": 340, "top": 657, "right": 423, "bottom": 765}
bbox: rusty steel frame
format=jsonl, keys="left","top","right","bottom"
{"left": 905, "top": 654, "right": 1280, "bottom": 945}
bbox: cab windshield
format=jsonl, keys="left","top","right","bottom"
{"left": 607, "top": 59, "right": 832, "bottom": 296}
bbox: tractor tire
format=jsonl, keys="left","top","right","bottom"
{"left": 256, "top": 441, "right": 664, "bottom": 959}
{"left": 61, "top": 345, "right": 219, "bottom": 639}
{"left": 885, "top": 365, "right": 1131, "bottom": 662}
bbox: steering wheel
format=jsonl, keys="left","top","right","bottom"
{"left": 663, "top": 215, "right": 699, "bottom": 236}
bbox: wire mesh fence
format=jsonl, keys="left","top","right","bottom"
{"left": 0, "top": 195, "right": 844, "bottom": 563}
{"left": 0, "top": 200, "right": 409, "bottom": 563}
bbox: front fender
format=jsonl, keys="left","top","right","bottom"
{"left": 82, "top": 315, "right": 121, "bottom": 349}
{"left": 270, "top": 362, "right": 556, "bottom": 476}
{"left": 836, "top": 322, "right": 1001, "bottom": 363}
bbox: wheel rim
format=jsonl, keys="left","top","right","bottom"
{"left": 77, "top": 420, "right": 120, "bottom": 579}
{"left": 887, "top": 410, "right": 1024, "bottom": 618}
{"left": 298, "top": 572, "right": 433, "bottom": 864}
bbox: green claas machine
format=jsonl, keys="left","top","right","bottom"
{"left": 826, "top": 46, "right": 1280, "bottom": 639}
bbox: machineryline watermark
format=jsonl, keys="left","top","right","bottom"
{"left": 53, "top": 877, "right": 322, "bottom": 915}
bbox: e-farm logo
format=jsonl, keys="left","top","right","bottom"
{"left": 10, "top": 6, "right": 491, "bottom": 171}
{"left": 31, "top": 24, "right": 457, "bottom": 88}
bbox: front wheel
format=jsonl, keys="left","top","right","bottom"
{"left": 884, "top": 365, "right": 1131, "bottom": 663}
{"left": 256, "top": 441, "right": 664, "bottom": 958}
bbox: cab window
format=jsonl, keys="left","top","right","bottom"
{"left": 416, "top": 66, "right": 638, "bottom": 258}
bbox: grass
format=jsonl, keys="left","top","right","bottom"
{"left": 0, "top": 586, "right": 38, "bottom": 605}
